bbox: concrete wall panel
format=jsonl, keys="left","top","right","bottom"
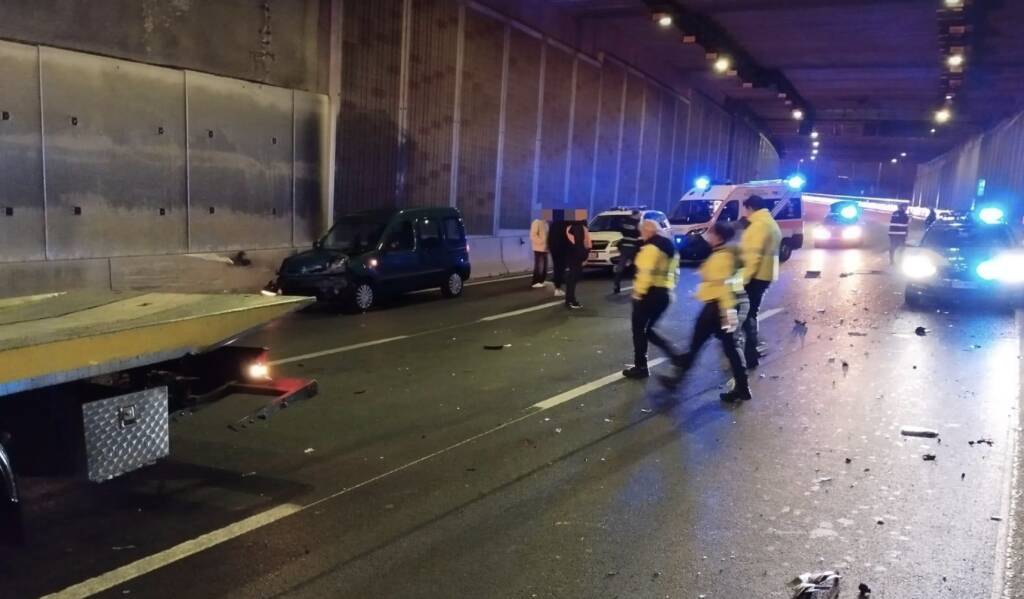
{"left": 186, "top": 71, "right": 293, "bottom": 252}
{"left": 498, "top": 28, "right": 541, "bottom": 229}
{"left": 636, "top": 82, "right": 662, "bottom": 208}
{"left": 294, "top": 90, "right": 329, "bottom": 245}
{"left": 336, "top": 0, "right": 403, "bottom": 214}
{"left": 616, "top": 72, "right": 644, "bottom": 206}
{"left": 568, "top": 59, "right": 600, "bottom": 213}
{"left": 537, "top": 43, "right": 573, "bottom": 209}
{"left": 652, "top": 91, "right": 677, "bottom": 212}
{"left": 41, "top": 47, "right": 187, "bottom": 259}
{"left": 671, "top": 99, "right": 691, "bottom": 201}
{"left": 0, "top": 41, "right": 45, "bottom": 262}
{"left": 406, "top": 0, "right": 459, "bottom": 207}
{"left": 593, "top": 62, "right": 624, "bottom": 212}
{"left": 457, "top": 8, "right": 504, "bottom": 234}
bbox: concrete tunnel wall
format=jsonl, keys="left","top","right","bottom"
{"left": 0, "top": 0, "right": 780, "bottom": 297}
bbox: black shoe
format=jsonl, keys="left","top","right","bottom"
{"left": 613, "top": 286, "right": 621, "bottom": 294}
{"left": 622, "top": 366, "right": 649, "bottom": 379}
{"left": 720, "top": 389, "right": 753, "bottom": 402}
{"left": 567, "top": 302, "right": 583, "bottom": 310}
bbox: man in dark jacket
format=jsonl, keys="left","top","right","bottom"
{"left": 889, "top": 204, "right": 910, "bottom": 264}
{"left": 613, "top": 212, "right": 641, "bottom": 294}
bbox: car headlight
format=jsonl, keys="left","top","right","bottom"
{"left": 978, "top": 253, "right": 1024, "bottom": 283}
{"left": 324, "top": 257, "right": 348, "bottom": 273}
{"left": 902, "top": 254, "right": 937, "bottom": 279}
{"left": 813, "top": 227, "right": 831, "bottom": 240}
{"left": 841, "top": 226, "right": 862, "bottom": 240}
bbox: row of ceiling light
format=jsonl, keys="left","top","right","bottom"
{"left": 651, "top": 11, "right": 811, "bottom": 130}
{"left": 935, "top": 0, "right": 969, "bottom": 128}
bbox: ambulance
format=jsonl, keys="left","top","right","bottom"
{"left": 668, "top": 177, "right": 806, "bottom": 263}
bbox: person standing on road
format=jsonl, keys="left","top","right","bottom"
{"left": 623, "top": 220, "right": 679, "bottom": 379}
{"left": 613, "top": 212, "right": 641, "bottom": 295}
{"left": 889, "top": 203, "right": 910, "bottom": 265}
{"left": 530, "top": 218, "right": 549, "bottom": 288}
{"left": 657, "top": 223, "right": 751, "bottom": 401}
{"left": 924, "top": 208, "right": 937, "bottom": 229}
{"left": 738, "top": 195, "right": 781, "bottom": 371}
{"left": 564, "top": 219, "right": 591, "bottom": 310}
{"left": 548, "top": 219, "right": 568, "bottom": 298}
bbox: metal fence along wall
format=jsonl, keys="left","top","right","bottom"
{"left": 0, "top": 40, "right": 329, "bottom": 263}
{"left": 914, "top": 111, "right": 1024, "bottom": 215}
{"left": 335, "top": 0, "right": 779, "bottom": 234}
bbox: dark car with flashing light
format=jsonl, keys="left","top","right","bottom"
{"left": 271, "top": 207, "right": 471, "bottom": 311}
{"left": 901, "top": 212, "right": 1024, "bottom": 307}
{"left": 813, "top": 203, "right": 864, "bottom": 248}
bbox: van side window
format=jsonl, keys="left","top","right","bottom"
{"left": 774, "top": 197, "right": 803, "bottom": 220}
{"left": 719, "top": 201, "right": 739, "bottom": 222}
{"left": 388, "top": 221, "right": 415, "bottom": 251}
{"left": 442, "top": 217, "right": 466, "bottom": 246}
{"left": 417, "top": 218, "right": 443, "bottom": 249}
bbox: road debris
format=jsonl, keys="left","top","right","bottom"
{"left": 845, "top": 458, "right": 852, "bottom": 464}
{"left": 790, "top": 571, "right": 841, "bottom": 599}
{"left": 992, "top": 516, "right": 1003, "bottom": 522}
{"left": 112, "top": 545, "right": 136, "bottom": 551}
{"left": 915, "top": 326, "right": 927, "bottom": 336}
{"left": 805, "top": 271, "right": 822, "bottom": 279}
{"left": 858, "top": 582, "right": 872, "bottom": 596}
{"left": 483, "top": 344, "right": 512, "bottom": 350}
{"left": 922, "top": 453, "right": 937, "bottom": 461}
{"left": 970, "top": 438, "right": 995, "bottom": 447}
{"left": 841, "top": 361, "right": 849, "bottom": 376}
{"left": 848, "top": 332, "right": 867, "bottom": 337}
{"left": 900, "top": 426, "right": 939, "bottom": 438}
{"left": 304, "top": 447, "right": 315, "bottom": 454}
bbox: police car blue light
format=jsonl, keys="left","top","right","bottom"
{"left": 785, "top": 174, "right": 806, "bottom": 190}
{"left": 978, "top": 206, "right": 1005, "bottom": 225}
{"left": 839, "top": 205, "right": 859, "bottom": 220}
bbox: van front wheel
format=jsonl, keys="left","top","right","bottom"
{"left": 779, "top": 240, "right": 793, "bottom": 263}
{"left": 441, "top": 272, "right": 465, "bottom": 298}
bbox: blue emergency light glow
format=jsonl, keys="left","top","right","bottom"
{"left": 694, "top": 176, "right": 711, "bottom": 191}
{"left": 978, "top": 207, "right": 1005, "bottom": 225}
{"left": 840, "top": 205, "right": 859, "bottom": 220}
{"left": 785, "top": 174, "right": 806, "bottom": 190}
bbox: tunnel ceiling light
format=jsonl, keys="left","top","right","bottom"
{"left": 947, "top": 54, "right": 965, "bottom": 68}
{"left": 891, "top": 158, "right": 899, "bottom": 164}
{"left": 945, "top": 93, "right": 954, "bottom": 100}
{"left": 810, "top": 156, "right": 817, "bottom": 161}
{"left": 944, "top": 0, "right": 963, "bottom": 7}
{"left": 935, "top": 108, "right": 953, "bottom": 124}
{"left": 810, "top": 131, "right": 819, "bottom": 139}
{"left": 713, "top": 56, "right": 732, "bottom": 73}
{"left": 655, "top": 13, "right": 673, "bottom": 27}
{"left": 930, "top": 128, "right": 938, "bottom": 134}
{"left": 900, "top": 152, "right": 908, "bottom": 157}
{"left": 812, "top": 141, "right": 820, "bottom": 148}
{"left": 792, "top": 108, "right": 805, "bottom": 120}
{"left": 812, "top": 148, "right": 819, "bottom": 155}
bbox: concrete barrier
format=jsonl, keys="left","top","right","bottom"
{"left": 500, "top": 235, "right": 532, "bottom": 275}
{"left": 110, "top": 248, "right": 295, "bottom": 293}
{"left": 0, "top": 259, "right": 111, "bottom": 298}
{"left": 468, "top": 236, "right": 507, "bottom": 279}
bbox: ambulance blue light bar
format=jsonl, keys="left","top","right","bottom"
{"left": 978, "top": 206, "right": 1005, "bottom": 225}
{"left": 785, "top": 174, "right": 806, "bottom": 190}
{"left": 694, "top": 176, "right": 711, "bottom": 191}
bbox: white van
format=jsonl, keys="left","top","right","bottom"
{"left": 668, "top": 179, "right": 805, "bottom": 263}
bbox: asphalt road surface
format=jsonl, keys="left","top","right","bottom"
{"left": 3, "top": 206, "right": 1022, "bottom": 599}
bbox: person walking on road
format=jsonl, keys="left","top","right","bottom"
{"left": 738, "top": 195, "right": 781, "bottom": 371}
{"left": 889, "top": 203, "right": 910, "bottom": 265}
{"left": 564, "top": 219, "right": 591, "bottom": 310}
{"left": 656, "top": 223, "right": 751, "bottom": 401}
{"left": 613, "top": 212, "right": 641, "bottom": 294}
{"left": 924, "top": 208, "right": 937, "bottom": 229}
{"left": 623, "top": 220, "right": 679, "bottom": 379}
{"left": 548, "top": 219, "right": 569, "bottom": 297}
{"left": 530, "top": 218, "right": 549, "bottom": 288}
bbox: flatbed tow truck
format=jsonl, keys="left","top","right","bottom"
{"left": 0, "top": 291, "right": 317, "bottom": 543}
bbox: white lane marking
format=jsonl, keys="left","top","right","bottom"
{"left": 532, "top": 358, "right": 668, "bottom": 410}
{"left": 270, "top": 335, "right": 410, "bottom": 366}
{"left": 44, "top": 361, "right": 668, "bottom": 598}
{"left": 409, "top": 274, "right": 533, "bottom": 295}
{"left": 478, "top": 300, "right": 565, "bottom": 322}
{"left": 759, "top": 307, "right": 784, "bottom": 321}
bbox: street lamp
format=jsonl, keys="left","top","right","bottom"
{"left": 792, "top": 109, "right": 805, "bottom": 121}
{"left": 934, "top": 108, "right": 952, "bottom": 124}
{"left": 947, "top": 54, "right": 964, "bottom": 69}
{"left": 713, "top": 56, "right": 732, "bottom": 73}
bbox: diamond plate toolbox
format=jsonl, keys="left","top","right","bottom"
{"left": 81, "top": 387, "right": 169, "bottom": 482}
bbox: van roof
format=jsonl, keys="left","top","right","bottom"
{"left": 680, "top": 180, "right": 792, "bottom": 201}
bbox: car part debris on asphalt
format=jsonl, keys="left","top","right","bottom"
{"left": 915, "top": 326, "right": 927, "bottom": 336}
{"left": 790, "top": 571, "right": 841, "bottom": 599}
{"left": 805, "top": 271, "right": 822, "bottom": 279}
{"left": 923, "top": 453, "right": 937, "bottom": 461}
{"left": 901, "top": 426, "right": 939, "bottom": 438}
{"left": 858, "top": 582, "right": 872, "bottom": 596}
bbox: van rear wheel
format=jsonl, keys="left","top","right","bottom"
{"left": 441, "top": 272, "right": 465, "bottom": 298}
{"left": 779, "top": 240, "right": 793, "bottom": 263}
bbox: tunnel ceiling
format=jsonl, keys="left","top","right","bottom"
{"left": 547, "top": 0, "right": 1024, "bottom": 164}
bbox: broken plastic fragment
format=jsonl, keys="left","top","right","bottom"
{"left": 790, "top": 571, "right": 841, "bottom": 599}
{"left": 900, "top": 426, "right": 939, "bottom": 438}
{"left": 915, "top": 326, "right": 927, "bottom": 336}
{"left": 858, "top": 582, "right": 872, "bottom": 596}
{"left": 805, "top": 271, "right": 822, "bottom": 279}
{"left": 304, "top": 447, "right": 315, "bottom": 454}
{"left": 922, "top": 453, "right": 937, "bottom": 461}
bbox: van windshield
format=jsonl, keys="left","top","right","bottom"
{"left": 670, "top": 200, "right": 719, "bottom": 225}
{"left": 322, "top": 215, "right": 389, "bottom": 254}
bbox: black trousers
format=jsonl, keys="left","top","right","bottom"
{"left": 613, "top": 246, "right": 638, "bottom": 291}
{"left": 532, "top": 251, "right": 548, "bottom": 285}
{"left": 889, "top": 234, "right": 906, "bottom": 264}
{"left": 742, "top": 279, "right": 770, "bottom": 365}
{"left": 565, "top": 258, "right": 584, "bottom": 304}
{"left": 678, "top": 301, "right": 749, "bottom": 393}
{"left": 631, "top": 287, "right": 673, "bottom": 369}
{"left": 551, "top": 251, "right": 567, "bottom": 289}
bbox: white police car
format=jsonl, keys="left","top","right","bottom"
{"left": 585, "top": 207, "right": 669, "bottom": 269}
{"left": 902, "top": 206, "right": 1024, "bottom": 307}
